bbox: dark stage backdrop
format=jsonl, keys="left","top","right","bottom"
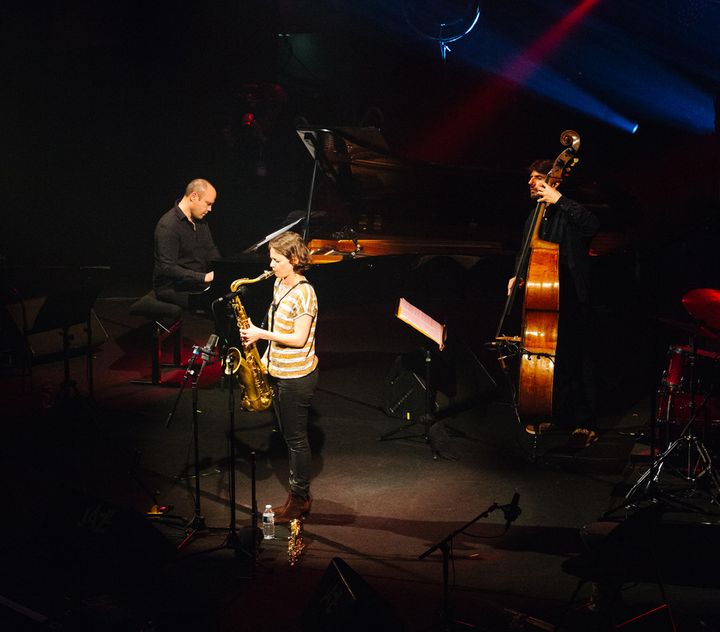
{"left": 4, "top": 1, "right": 719, "bottom": 311}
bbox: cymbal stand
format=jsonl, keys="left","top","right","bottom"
{"left": 625, "top": 336, "right": 720, "bottom": 508}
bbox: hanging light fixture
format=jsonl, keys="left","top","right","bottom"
{"left": 402, "top": 0, "right": 482, "bottom": 61}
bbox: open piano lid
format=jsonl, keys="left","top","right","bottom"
{"left": 296, "top": 126, "right": 517, "bottom": 263}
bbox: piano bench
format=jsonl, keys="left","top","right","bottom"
{"left": 128, "top": 292, "right": 184, "bottom": 386}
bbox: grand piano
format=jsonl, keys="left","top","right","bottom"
{"left": 207, "top": 124, "right": 630, "bottom": 320}
{"left": 294, "top": 125, "right": 518, "bottom": 263}
{"left": 206, "top": 125, "right": 527, "bottom": 320}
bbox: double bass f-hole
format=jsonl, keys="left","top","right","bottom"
{"left": 493, "top": 130, "right": 581, "bottom": 424}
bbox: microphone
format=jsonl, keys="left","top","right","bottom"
{"left": 502, "top": 492, "right": 521, "bottom": 532}
{"left": 199, "top": 334, "right": 219, "bottom": 362}
{"left": 215, "top": 287, "right": 246, "bottom": 303}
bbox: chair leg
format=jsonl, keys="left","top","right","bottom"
{"left": 171, "top": 322, "right": 182, "bottom": 366}
{"left": 151, "top": 325, "right": 162, "bottom": 385}
{"left": 131, "top": 319, "right": 183, "bottom": 386}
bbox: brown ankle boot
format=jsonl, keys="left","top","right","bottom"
{"left": 274, "top": 494, "right": 312, "bottom": 524}
{"left": 274, "top": 493, "right": 292, "bottom": 514}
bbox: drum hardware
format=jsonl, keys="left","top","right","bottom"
{"left": 626, "top": 334, "right": 720, "bottom": 510}
{"left": 658, "top": 316, "right": 718, "bottom": 341}
{"left": 656, "top": 343, "right": 720, "bottom": 447}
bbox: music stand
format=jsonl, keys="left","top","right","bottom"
{"left": 25, "top": 267, "right": 105, "bottom": 398}
{"left": 380, "top": 298, "right": 446, "bottom": 448}
{"left": 242, "top": 217, "right": 304, "bottom": 254}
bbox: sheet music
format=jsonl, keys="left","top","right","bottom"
{"left": 243, "top": 217, "right": 304, "bottom": 253}
{"left": 396, "top": 298, "right": 446, "bottom": 350}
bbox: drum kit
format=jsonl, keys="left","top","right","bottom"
{"left": 627, "top": 288, "right": 720, "bottom": 506}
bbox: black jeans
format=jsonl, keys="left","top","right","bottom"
{"left": 273, "top": 367, "right": 318, "bottom": 499}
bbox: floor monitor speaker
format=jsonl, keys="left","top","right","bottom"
{"left": 302, "top": 557, "right": 403, "bottom": 631}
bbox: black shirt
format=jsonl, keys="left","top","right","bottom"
{"left": 521, "top": 194, "right": 599, "bottom": 304}
{"left": 153, "top": 203, "right": 221, "bottom": 291}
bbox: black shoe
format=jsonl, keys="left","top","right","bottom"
{"left": 569, "top": 428, "right": 598, "bottom": 448}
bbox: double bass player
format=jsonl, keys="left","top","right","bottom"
{"left": 508, "top": 159, "right": 600, "bottom": 448}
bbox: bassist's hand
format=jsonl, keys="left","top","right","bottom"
{"left": 534, "top": 180, "right": 562, "bottom": 205}
{"left": 507, "top": 276, "right": 525, "bottom": 296}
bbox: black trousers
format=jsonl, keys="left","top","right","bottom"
{"left": 272, "top": 367, "right": 318, "bottom": 499}
{"left": 155, "top": 286, "right": 199, "bottom": 311}
{"left": 553, "top": 273, "right": 597, "bottom": 430}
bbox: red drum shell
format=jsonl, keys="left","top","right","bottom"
{"left": 656, "top": 391, "right": 720, "bottom": 426}
{"left": 662, "top": 344, "right": 720, "bottom": 392}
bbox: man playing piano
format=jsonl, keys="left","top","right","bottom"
{"left": 153, "top": 178, "right": 221, "bottom": 310}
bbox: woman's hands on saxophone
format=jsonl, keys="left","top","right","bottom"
{"left": 241, "top": 314, "right": 313, "bottom": 349}
{"left": 240, "top": 318, "right": 265, "bottom": 346}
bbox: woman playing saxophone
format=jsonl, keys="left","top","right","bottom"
{"left": 239, "top": 231, "right": 318, "bottom": 523}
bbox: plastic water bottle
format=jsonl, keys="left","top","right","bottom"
{"left": 262, "top": 504, "right": 275, "bottom": 539}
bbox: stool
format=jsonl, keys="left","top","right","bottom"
{"left": 129, "top": 292, "right": 184, "bottom": 385}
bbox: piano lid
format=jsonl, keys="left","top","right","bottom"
{"left": 295, "top": 126, "right": 520, "bottom": 262}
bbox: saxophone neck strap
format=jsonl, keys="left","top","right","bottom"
{"left": 263, "top": 279, "right": 309, "bottom": 329}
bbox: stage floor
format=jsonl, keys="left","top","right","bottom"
{"left": 2, "top": 259, "right": 720, "bottom": 631}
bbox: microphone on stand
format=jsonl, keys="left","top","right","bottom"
{"left": 502, "top": 492, "right": 521, "bottom": 532}
{"left": 191, "top": 333, "right": 219, "bottom": 383}
{"left": 199, "top": 334, "right": 219, "bottom": 363}
{"left": 214, "top": 287, "right": 246, "bottom": 303}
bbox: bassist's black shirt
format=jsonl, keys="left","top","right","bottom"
{"left": 521, "top": 194, "right": 599, "bottom": 304}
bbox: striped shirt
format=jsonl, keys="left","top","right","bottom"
{"left": 267, "top": 278, "right": 318, "bottom": 379}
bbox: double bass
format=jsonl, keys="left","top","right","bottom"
{"left": 494, "top": 130, "right": 581, "bottom": 425}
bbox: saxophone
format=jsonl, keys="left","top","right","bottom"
{"left": 226, "top": 270, "right": 275, "bottom": 412}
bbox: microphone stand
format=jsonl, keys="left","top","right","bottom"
{"left": 222, "top": 352, "right": 259, "bottom": 563}
{"left": 419, "top": 498, "right": 520, "bottom": 629}
{"left": 165, "top": 343, "right": 215, "bottom": 549}
{"left": 161, "top": 335, "right": 260, "bottom": 574}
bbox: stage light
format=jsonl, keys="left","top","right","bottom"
{"left": 402, "top": 0, "right": 482, "bottom": 61}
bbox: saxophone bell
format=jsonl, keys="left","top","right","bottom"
{"left": 226, "top": 347, "right": 242, "bottom": 375}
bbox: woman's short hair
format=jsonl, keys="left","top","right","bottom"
{"left": 268, "top": 231, "right": 312, "bottom": 272}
